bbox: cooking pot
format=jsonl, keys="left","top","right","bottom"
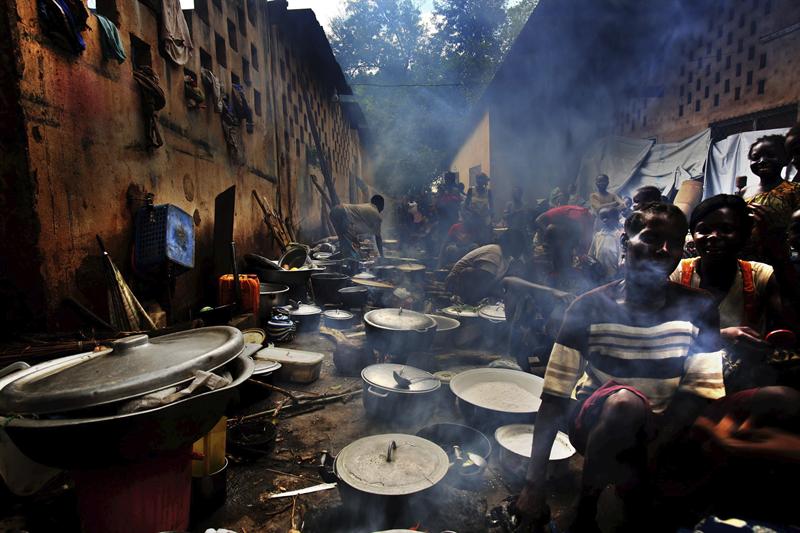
{"left": 449, "top": 368, "right": 544, "bottom": 430}
{"left": 311, "top": 273, "right": 349, "bottom": 305}
{"left": 322, "top": 309, "right": 355, "bottom": 330}
{"left": 278, "top": 302, "right": 322, "bottom": 333}
{"left": 1, "top": 353, "right": 254, "bottom": 469}
{"left": 395, "top": 263, "right": 426, "bottom": 284}
{"left": 245, "top": 254, "right": 321, "bottom": 301}
{"left": 259, "top": 283, "right": 289, "bottom": 322}
{"left": 426, "top": 314, "right": 460, "bottom": 348}
{"left": 338, "top": 286, "right": 368, "bottom": 308}
{"left": 363, "top": 308, "right": 436, "bottom": 360}
{"left": 361, "top": 364, "right": 440, "bottom": 428}
{"left": 440, "top": 305, "right": 482, "bottom": 348}
{"left": 478, "top": 303, "right": 508, "bottom": 350}
{"left": 415, "top": 422, "right": 491, "bottom": 488}
{"left": 494, "top": 423, "right": 576, "bottom": 484}
{"left": 278, "top": 245, "right": 310, "bottom": 269}
{"left": 318, "top": 433, "right": 449, "bottom": 528}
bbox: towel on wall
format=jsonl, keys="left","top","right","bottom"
{"left": 160, "top": 0, "right": 193, "bottom": 65}
{"left": 95, "top": 13, "right": 126, "bottom": 63}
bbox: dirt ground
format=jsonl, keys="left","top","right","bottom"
{"left": 0, "top": 330, "right": 608, "bottom": 533}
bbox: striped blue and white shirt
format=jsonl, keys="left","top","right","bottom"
{"left": 543, "top": 280, "right": 726, "bottom": 413}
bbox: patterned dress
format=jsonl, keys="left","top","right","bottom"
{"left": 746, "top": 180, "right": 800, "bottom": 233}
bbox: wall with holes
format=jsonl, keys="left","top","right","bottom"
{"left": 617, "top": 0, "right": 800, "bottom": 142}
{"left": 0, "top": 0, "right": 368, "bottom": 331}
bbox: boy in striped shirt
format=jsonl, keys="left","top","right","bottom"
{"left": 516, "top": 203, "right": 726, "bottom": 532}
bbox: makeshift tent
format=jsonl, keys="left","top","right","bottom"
{"left": 575, "top": 129, "right": 710, "bottom": 200}
{"left": 704, "top": 127, "right": 796, "bottom": 199}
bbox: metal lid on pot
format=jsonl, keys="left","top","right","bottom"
{"left": 396, "top": 263, "right": 425, "bottom": 272}
{"left": 441, "top": 305, "right": 480, "bottom": 318}
{"left": 0, "top": 326, "right": 244, "bottom": 415}
{"left": 279, "top": 303, "right": 322, "bottom": 316}
{"left": 479, "top": 303, "right": 506, "bottom": 322}
{"left": 322, "top": 309, "right": 354, "bottom": 320}
{"left": 364, "top": 308, "right": 435, "bottom": 331}
{"left": 361, "top": 364, "right": 440, "bottom": 393}
{"left": 335, "top": 433, "right": 448, "bottom": 496}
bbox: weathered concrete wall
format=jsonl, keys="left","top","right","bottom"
{"left": 3, "top": 0, "right": 368, "bottom": 331}
{"left": 619, "top": 0, "right": 800, "bottom": 142}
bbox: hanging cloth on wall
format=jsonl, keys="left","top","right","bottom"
{"left": 221, "top": 93, "right": 245, "bottom": 164}
{"left": 231, "top": 83, "right": 254, "bottom": 134}
{"left": 94, "top": 13, "right": 126, "bottom": 63}
{"left": 159, "top": 0, "right": 193, "bottom": 66}
{"left": 133, "top": 66, "right": 166, "bottom": 149}
{"left": 38, "top": 0, "right": 87, "bottom": 53}
{"left": 201, "top": 68, "right": 223, "bottom": 113}
{"left": 184, "top": 73, "right": 205, "bottom": 109}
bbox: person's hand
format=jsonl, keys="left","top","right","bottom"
{"left": 513, "top": 484, "right": 551, "bottom": 532}
{"left": 694, "top": 415, "right": 800, "bottom": 463}
{"left": 721, "top": 326, "right": 772, "bottom": 356}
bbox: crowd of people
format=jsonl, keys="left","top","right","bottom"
{"left": 408, "top": 130, "right": 800, "bottom": 532}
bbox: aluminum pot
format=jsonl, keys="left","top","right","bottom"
{"left": 426, "top": 314, "right": 460, "bottom": 348}
{"left": 311, "top": 272, "right": 349, "bottom": 305}
{"left": 440, "top": 305, "right": 482, "bottom": 348}
{"left": 494, "top": 423, "right": 576, "bottom": 485}
{"left": 322, "top": 309, "right": 355, "bottom": 330}
{"left": 258, "top": 283, "right": 289, "bottom": 322}
{"left": 363, "top": 308, "right": 436, "bottom": 360}
{"left": 449, "top": 368, "right": 544, "bottom": 431}
{"left": 1, "top": 354, "right": 254, "bottom": 469}
{"left": 318, "top": 433, "right": 449, "bottom": 529}
{"left": 361, "top": 364, "right": 440, "bottom": 428}
{"left": 278, "top": 303, "right": 322, "bottom": 333}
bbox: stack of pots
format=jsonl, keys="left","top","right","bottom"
{"left": 258, "top": 283, "right": 289, "bottom": 324}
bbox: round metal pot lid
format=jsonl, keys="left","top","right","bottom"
{"left": 494, "top": 424, "right": 576, "bottom": 461}
{"left": 441, "top": 305, "right": 480, "bottom": 318}
{"left": 280, "top": 303, "right": 322, "bottom": 316}
{"left": 0, "top": 326, "right": 244, "bottom": 415}
{"left": 335, "top": 433, "right": 448, "bottom": 496}
{"left": 479, "top": 303, "right": 506, "bottom": 322}
{"left": 252, "top": 359, "right": 282, "bottom": 376}
{"left": 361, "top": 364, "right": 440, "bottom": 393}
{"left": 242, "top": 328, "right": 266, "bottom": 344}
{"left": 364, "top": 308, "right": 436, "bottom": 332}
{"left": 339, "top": 286, "right": 368, "bottom": 294}
{"left": 352, "top": 272, "right": 376, "bottom": 280}
{"left": 323, "top": 309, "right": 354, "bottom": 320}
{"left": 352, "top": 278, "right": 395, "bottom": 289}
{"left": 396, "top": 263, "right": 425, "bottom": 272}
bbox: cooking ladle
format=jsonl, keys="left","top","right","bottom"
{"left": 452, "top": 445, "right": 487, "bottom": 476}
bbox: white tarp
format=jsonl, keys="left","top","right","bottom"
{"left": 576, "top": 129, "right": 710, "bottom": 200}
{"left": 575, "top": 136, "right": 653, "bottom": 199}
{"left": 704, "top": 127, "right": 796, "bottom": 199}
{"left": 619, "top": 128, "right": 711, "bottom": 198}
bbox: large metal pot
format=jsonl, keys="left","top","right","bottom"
{"left": 494, "top": 423, "right": 576, "bottom": 485}
{"left": 278, "top": 302, "right": 322, "bottom": 333}
{"left": 1, "top": 353, "right": 254, "bottom": 469}
{"left": 440, "top": 305, "right": 483, "bottom": 348}
{"left": 318, "top": 433, "right": 449, "bottom": 529}
{"left": 361, "top": 364, "right": 440, "bottom": 428}
{"left": 311, "top": 272, "right": 349, "bottom": 305}
{"left": 449, "top": 368, "right": 544, "bottom": 430}
{"left": 338, "top": 286, "right": 368, "bottom": 308}
{"left": 426, "top": 314, "right": 460, "bottom": 348}
{"left": 259, "top": 283, "right": 289, "bottom": 322}
{"left": 363, "top": 308, "right": 436, "bottom": 359}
